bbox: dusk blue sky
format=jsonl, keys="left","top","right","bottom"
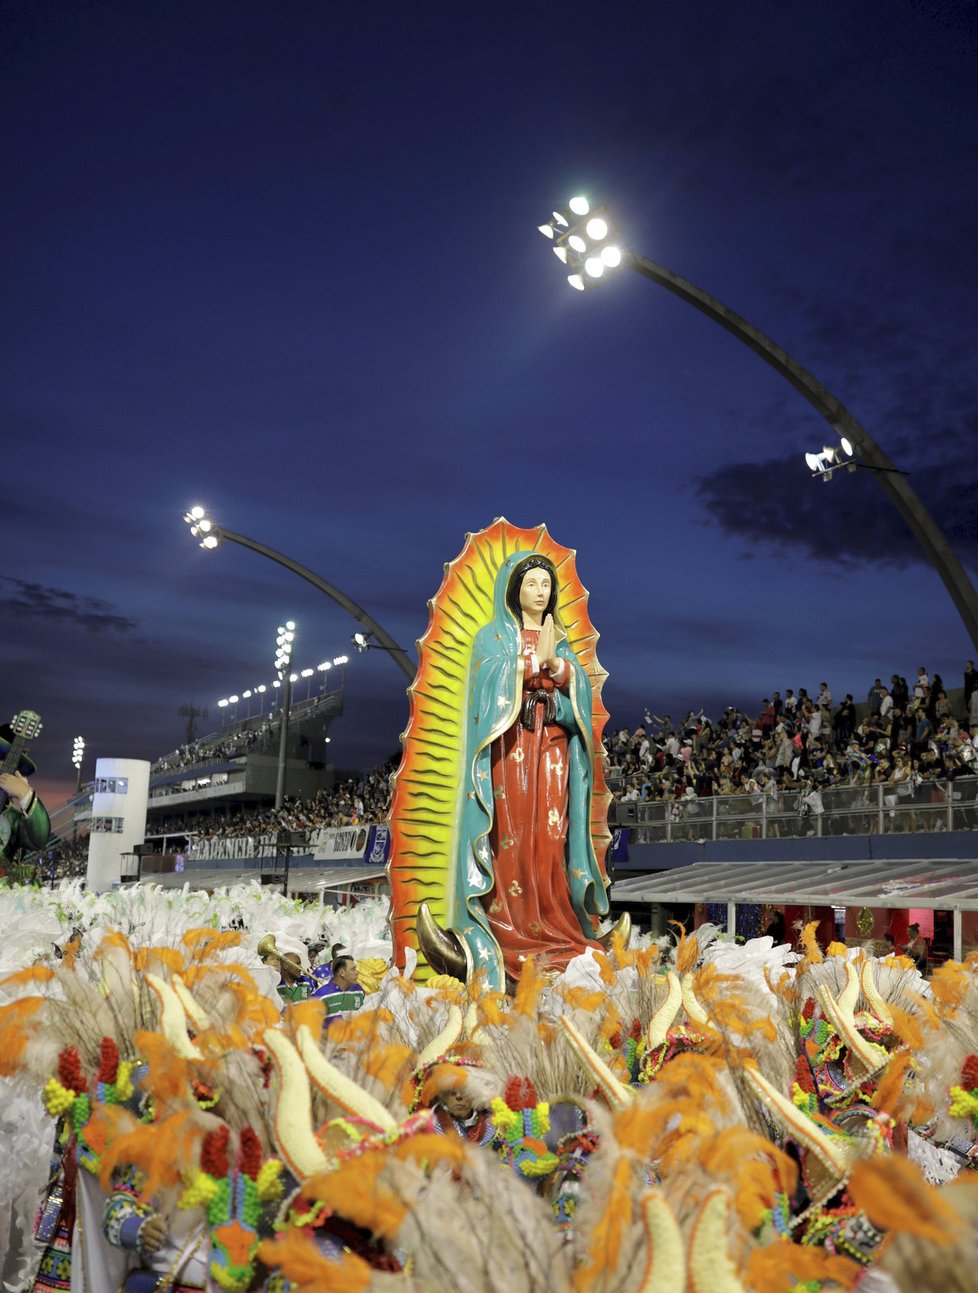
{"left": 6, "top": 1, "right": 977, "bottom": 808}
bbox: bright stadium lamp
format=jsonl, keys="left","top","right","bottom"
{"left": 537, "top": 197, "right": 626, "bottom": 292}
{"left": 805, "top": 439, "right": 859, "bottom": 481}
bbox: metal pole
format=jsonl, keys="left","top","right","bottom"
{"left": 213, "top": 526, "right": 416, "bottom": 682}
{"left": 275, "top": 674, "right": 292, "bottom": 810}
{"left": 629, "top": 254, "right": 978, "bottom": 649}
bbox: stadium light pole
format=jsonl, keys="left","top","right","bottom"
{"left": 538, "top": 197, "right": 978, "bottom": 650}
{"left": 274, "top": 622, "right": 295, "bottom": 810}
{"left": 182, "top": 509, "right": 416, "bottom": 682}
{"left": 72, "top": 736, "right": 85, "bottom": 793}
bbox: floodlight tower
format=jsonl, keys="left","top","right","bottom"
{"left": 537, "top": 195, "right": 978, "bottom": 649}
{"left": 72, "top": 736, "right": 85, "bottom": 793}
{"left": 274, "top": 621, "right": 295, "bottom": 810}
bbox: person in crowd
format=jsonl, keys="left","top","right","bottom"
{"left": 321, "top": 954, "right": 365, "bottom": 1021}
{"left": 904, "top": 922, "right": 929, "bottom": 974}
{"left": 258, "top": 936, "right": 314, "bottom": 1003}
{"left": 964, "top": 660, "right": 977, "bottom": 719}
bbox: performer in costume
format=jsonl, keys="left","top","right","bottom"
{"left": 448, "top": 551, "right": 609, "bottom": 986}
{"left": 256, "top": 935, "right": 314, "bottom": 1003}
{"left": 0, "top": 723, "right": 50, "bottom": 871}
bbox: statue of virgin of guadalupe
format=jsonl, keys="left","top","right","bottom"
{"left": 388, "top": 522, "right": 627, "bottom": 992}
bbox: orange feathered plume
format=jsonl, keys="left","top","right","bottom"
{"left": 97, "top": 1107, "right": 201, "bottom": 1199}
{"left": 708, "top": 1129, "right": 798, "bottom": 1229}
{"left": 746, "top": 1242, "right": 861, "bottom": 1291}
{"left": 928, "top": 961, "right": 970, "bottom": 1013}
{"left": 94, "top": 929, "right": 133, "bottom": 959}
{"left": 283, "top": 997, "right": 325, "bottom": 1044}
{"left": 362, "top": 1041, "right": 414, "bottom": 1091}
{"left": 305, "top": 1154, "right": 406, "bottom": 1239}
{"left": 257, "top": 1229, "right": 370, "bottom": 1293}
{"left": 560, "top": 986, "right": 610, "bottom": 1016}
{"left": 181, "top": 928, "right": 241, "bottom": 954}
{"left": 134, "top": 947, "right": 184, "bottom": 975}
{"left": 593, "top": 951, "right": 616, "bottom": 987}
{"left": 477, "top": 992, "right": 507, "bottom": 1028}
{"left": 390, "top": 1131, "right": 465, "bottom": 1171}
{"left": 513, "top": 957, "right": 547, "bottom": 1016}
{"left": 671, "top": 922, "right": 700, "bottom": 975}
{"left": 0, "top": 965, "right": 55, "bottom": 992}
{"left": 887, "top": 1003, "right": 926, "bottom": 1051}
{"left": 826, "top": 940, "right": 849, "bottom": 958}
{"left": 573, "top": 1155, "right": 632, "bottom": 1289}
{"left": 132, "top": 1029, "right": 195, "bottom": 1104}
{"left": 872, "top": 1050, "right": 913, "bottom": 1120}
{"left": 328, "top": 1011, "right": 389, "bottom": 1047}
{"left": 799, "top": 921, "right": 824, "bottom": 964}
{"left": 0, "top": 997, "right": 44, "bottom": 1075}
{"left": 848, "top": 1156, "right": 963, "bottom": 1244}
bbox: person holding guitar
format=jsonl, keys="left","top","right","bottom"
{"left": 0, "top": 712, "right": 50, "bottom": 871}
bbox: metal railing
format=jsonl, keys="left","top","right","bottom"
{"left": 628, "top": 776, "right": 978, "bottom": 843}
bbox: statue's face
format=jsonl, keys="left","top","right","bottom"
{"left": 519, "top": 568, "right": 552, "bottom": 619}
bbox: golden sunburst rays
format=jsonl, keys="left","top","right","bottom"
{"left": 388, "top": 519, "right": 611, "bottom": 981}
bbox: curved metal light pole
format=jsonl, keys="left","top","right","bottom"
{"left": 184, "top": 510, "right": 416, "bottom": 682}
{"left": 539, "top": 200, "right": 978, "bottom": 649}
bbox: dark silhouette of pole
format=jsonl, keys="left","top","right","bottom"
{"left": 208, "top": 524, "right": 415, "bottom": 683}
{"left": 274, "top": 672, "right": 292, "bottom": 810}
{"left": 627, "top": 252, "right": 978, "bottom": 649}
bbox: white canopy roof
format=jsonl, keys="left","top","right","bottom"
{"left": 611, "top": 857, "right": 978, "bottom": 911}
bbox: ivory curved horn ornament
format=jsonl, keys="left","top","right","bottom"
{"left": 681, "top": 972, "right": 709, "bottom": 1026}
{"left": 296, "top": 1025, "right": 398, "bottom": 1131}
{"left": 462, "top": 999, "right": 479, "bottom": 1039}
{"left": 558, "top": 1014, "right": 633, "bottom": 1107}
{"left": 837, "top": 958, "right": 860, "bottom": 1019}
{"left": 860, "top": 959, "right": 894, "bottom": 1026}
{"left": 171, "top": 975, "right": 214, "bottom": 1034}
{"left": 145, "top": 973, "right": 203, "bottom": 1061}
{"left": 743, "top": 1064, "right": 851, "bottom": 1177}
{"left": 687, "top": 1189, "right": 746, "bottom": 1293}
{"left": 417, "top": 1003, "right": 464, "bottom": 1068}
{"left": 262, "top": 1029, "right": 331, "bottom": 1180}
{"left": 816, "top": 983, "right": 887, "bottom": 1075}
{"left": 647, "top": 970, "right": 683, "bottom": 1048}
{"left": 635, "top": 1192, "right": 685, "bottom": 1293}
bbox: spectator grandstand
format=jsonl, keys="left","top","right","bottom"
{"left": 22, "top": 661, "right": 978, "bottom": 884}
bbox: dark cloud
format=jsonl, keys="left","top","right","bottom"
{"left": 0, "top": 577, "right": 137, "bottom": 634}
{"left": 694, "top": 443, "right": 978, "bottom": 569}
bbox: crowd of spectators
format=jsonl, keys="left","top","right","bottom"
{"left": 604, "top": 660, "right": 978, "bottom": 817}
{"left": 146, "top": 762, "right": 395, "bottom": 843}
{"left": 152, "top": 718, "right": 278, "bottom": 774}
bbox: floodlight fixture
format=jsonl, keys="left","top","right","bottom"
{"left": 537, "top": 197, "right": 626, "bottom": 292}
{"left": 333, "top": 655, "right": 349, "bottom": 666}
{"left": 218, "top": 699, "right": 229, "bottom": 707}
{"left": 805, "top": 438, "right": 858, "bottom": 482}
{"left": 183, "top": 505, "right": 225, "bottom": 550}
{"left": 72, "top": 736, "right": 85, "bottom": 769}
